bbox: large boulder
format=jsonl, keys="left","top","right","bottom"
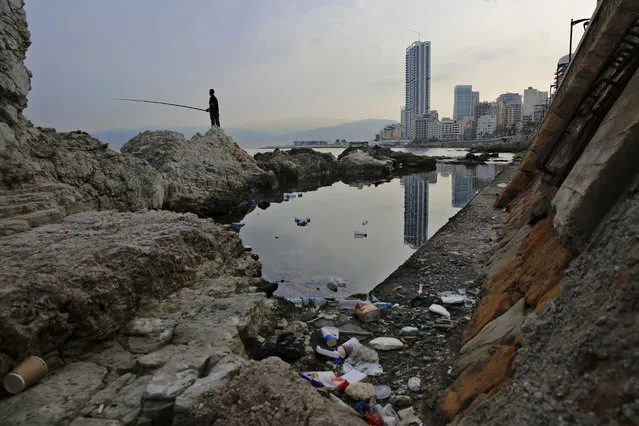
{"left": 337, "top": 149, "right": 394, "bottom": 177}
{"left": 254, "top": 148, "right": 336, "bottom": 184}
{"left": 122, "top": 128, "right": 276, "bottom": 217}
{"left": 0, "top": 0, "right": 30, "bottom": 126}
{"left": 0, "top": 209, "right": 261, "bottom": 378}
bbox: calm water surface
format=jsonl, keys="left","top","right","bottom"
{"left": 240, "top": 148, "right": 509, "bottom": 298}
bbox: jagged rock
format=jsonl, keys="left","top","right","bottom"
{"left": 337, "top": 149, "right": 394, "bottom": 177}
{"left": 254, "top": 148, "right": 336, "bottom": 183}
{"left": 0, "top": 362, "right": 107, "bottom": 425}
{"left": 143, "top": 348, "right": 211, "bottom": 400}
{"left": 173, "top": 355, "right": 247, "bottom": 425}
{"left": 136, "top": 345, "right": 182, "bottom": 370}
{"left": 84, "top": 341, "right": 136, "bottom": 374}
{"left": 0, "top": 210, "right": 259, "bottom": 378}
{"left": 461, "top": 298, "right": 525, "bottom": 355}
{"left": 123, "top": 318, "right": 177, "bottom": 354}
{"left": 121, "top": 128, "right": 276, "bottom": 217}
{"left": 80, "top": 373, "right": 150, "bottom": 424}
{"left": 70, "top": 418, "right": 125, "bottom": 426}
{"left": 177, "top": 357, "right": 366, "bottom": 425}
{"left": 0, "top": 0, "right": 31, "bottom": 125}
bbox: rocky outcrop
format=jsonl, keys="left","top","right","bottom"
{"left": 254, "top": 147, "right": 336, "bottom": 183}
{"left": 0, "top": 209, "right": 263, "bottom": 378}
{"left": 121, "top": 128, "right": 276, "bottom": 217}
{"left": 337, "top": 149, "right": 394, "bottom": 177}
{"left": 0, "top": 0, "right": 30, "bottom": 126}
{"left": 337, "top": 145, "right": 436, "bottom": 175}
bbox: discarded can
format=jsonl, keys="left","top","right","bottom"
{"left": 3, "top": 356, "right": 48, "bottom": 394}
{"left": 356, "top": 301, "right": 380, "bottom": 323}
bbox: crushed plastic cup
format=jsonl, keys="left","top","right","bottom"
{"left": 375, "top": 384, "right": 391, "bottom": 399}
{"left": 320, "top": 326, "right": 339, "bottom": 347}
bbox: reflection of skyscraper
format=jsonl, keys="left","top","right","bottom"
{"left": 403, "top": 173, "right": 430, "bottom": 248}
{"left": 452, "top": 174, "right": 478, "bottom": 207}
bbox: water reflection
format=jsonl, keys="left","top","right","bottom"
{"left": 239, "top": 161, "right": 508, "bottom": 297}
{"left": 402, "top": 172, "right": 437, "bottom": 248}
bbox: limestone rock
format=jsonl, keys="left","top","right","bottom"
{"left": 80, "top": 373, "right": 150, "bottom": 424}
{"left": 0, "top": 362, "right": 107, "bottom": 425}
{"left": 461, "top": 298, "right": 525, "bottom": 355}
{"left": 177, "top": 357, "right": 366, "bottom": 425}
{"left": 254, "top": 148, "right": 336, "bottom": 184}
{"left": 84, "top": 341, "right": 136, "bottom": 374}
{"left": 121, "top": 128, "right": 276, "bottom": 217}
{"left": 338, "top": 150, "right": 393, "bottom": 177}
{"left": 136, "top": 345, "right": 181, "bottom": 370}
{"left": 0, "top": 210, "right": 260, "bottom": 377}
{"left": 70, "top": 418, "right": 125, "bottom": 426}
{"left": 123, "top": 318, "right": 177, "bottom": 354}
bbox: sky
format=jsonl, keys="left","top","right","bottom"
{"left": 22, "top": 0, "right": 597, "bottom": 133}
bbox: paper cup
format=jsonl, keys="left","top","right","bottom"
{"left": 3, "top": 356, "right": 48, "bottom": 394}
{"left": 320, "top": 326, "right": 339, "bottom": 347}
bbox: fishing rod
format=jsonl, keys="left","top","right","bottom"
{"left": 117, "top": 98, "right": 208, "bottom": 112}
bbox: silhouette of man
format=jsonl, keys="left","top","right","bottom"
{"left": 206, "top": 89, "right": 220, "bottom": 127}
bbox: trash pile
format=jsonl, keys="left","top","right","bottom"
{"left": 283, "top": 296, "right": 427, "bottom": 425}
{"left": 294, "top": 217, "right": 311, "bottom": 226}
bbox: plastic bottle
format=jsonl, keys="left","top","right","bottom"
{"left": 286, "top": 297, "right": 327, "bottom": 308}
{"left": 373, "top": 302, "right": 393, "bottom": 310}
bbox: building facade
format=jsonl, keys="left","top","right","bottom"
{"left": 413, "top": 115, "right": 430, "bottom": 141}
{"left": 476, "top": 115, "right": 497, "bottom": 136}
{"left": 523, "top": 87, "right": 548, "bottom": 119}
{"left": 497, "top": 92, "right": 522, "bottom": 105}
{"left": 453, "top": 85, "right": 479, "bottom": 121}
{"left": 405, "top": 41, "right": 432, "bottom": 139}
{"left": 440, "top": 119, "right": 462, "bottom": 140}
{"left": 504, "top": 102, "right": 522, "bottom": 129}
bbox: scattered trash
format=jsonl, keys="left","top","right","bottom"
{"left": 3, "top": 356, "right": 48, "bottom": 394}
{"left": 342, "top": 357, "right": 383, "bottom": 376}
{"left": 254, "top": 332, "right": 305, "bottom": 362}
{"left": 362, "top": 219, "right": 368, "bottom": 226}
{"left": 374, "top": 302, "right": 393, "bottom": 310}
{"left": 440, "top": 292, "right": 467, "bottom": 304}
{"left": 321, "top": 326, "right": 339, "bottom": 347}
{"left": 97, "top": 403, "right": 105, "bottom": 415}
{"left": 58, "top": 228, "right": 69, "bottom": 234}
{"left": 447, "top": 366, "right": 453, "bottom": 375}
{"left": 399, "top": 326, "right": 420, "bottom": 336}
{"left": 231, "top": 222, "right": 245, "bottom": 229}
{"left": 315, "top": 345, "right": 340, "bottom": 359}
{"left": 354, "top": 230, "right": 368, "bottom": 238}
{"left": 397, "top": 407, "right": 423, "bottom": 425}
{"left": 345, "top": 382, "right": 376, "bottom": 401}
{"left": 298, "top": 193, "right": 303, "bottom": 197}
{"left": 375, "top": 384, "right": 391, "bottom": 400}
{"left": 295, "top": 217, "right": 311, "bottom": 226}
{"left": 407, "top": 377, "right": 422, "bottom": 392}
{"left": 243, "top": 245, "right": 252, "bottom": 252}
{"left": 250, "top": 199, "right": 256, "bottom": 206}
{"left": 340, "top": 369, "right": 367, "bottom": 385}
{"left": 257, "top": 200, "right": 270, "bottom": 210}
{"left": 356, "top": 301, "right": 380, "bottom": 323}
{"left": 339, "top": 299, "right": 363, "bottom": 310}
{"left": 373, "top": 404, "right": 400, "bottom": 426}
{"left": 428, "top": 304, "right": 451, "bottom": 319}
{"left": 299, "top": 371, "right": 347, "bottom": 392}
{"left": 283, "top": 192, "right": 298, "bottom": 200}
{"left": 497, "top": 183, "right": 507, "bottom": 188}
{"left": 327, "top": 282, "right": 338, "bottom": 292}
{"left": 417, "top": 283, "right": 424, "bottom": 294}
{"left": 392, "top": 285, "right": 403, "bottom": 293}
{"left": 457, "top": 288, "right": 467, "bottom": 296}
{"left": 369, "top": 337, "right": 404, "bottom": 351}
{"left": 286, "top": 297, "right": 328, "bottom": 309}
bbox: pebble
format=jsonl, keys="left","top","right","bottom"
{"left": 390, "top": 395, "right": 412, "bottom": 408}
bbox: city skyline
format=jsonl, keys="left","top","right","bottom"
{"left": 22, "top": 0, "right": 597, "bottom": 133}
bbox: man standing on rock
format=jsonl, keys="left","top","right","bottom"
{"left": 206, "top": 89, "right": 220, "bottom": 127}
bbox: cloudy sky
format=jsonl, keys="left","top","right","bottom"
{"left": 23, "top": 0, "right": 596, "bottom": 133}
